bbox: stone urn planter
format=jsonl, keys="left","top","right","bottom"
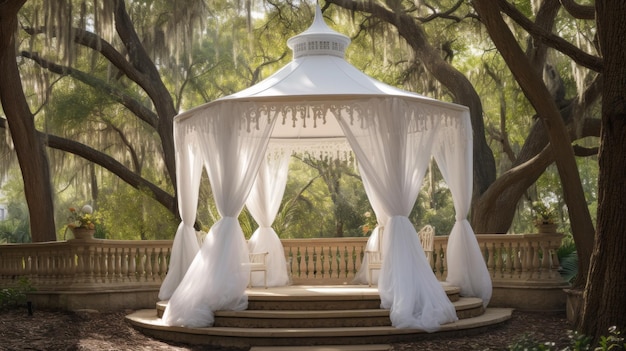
{"left": 70, "top": 227, "right": 96, "bottom": 240}
{"left": 535, "top": 222, "right": 558, "bottom": 234}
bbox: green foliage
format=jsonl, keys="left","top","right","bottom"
{"left": 97, "top": 184, "right": 178, "bottom": 240}
{"left": 0, "top": 277, "right": 34, "bottom": 310}
{"left": 558, "top": 235, "right": 578, "bottom": 284}
{"left": 0, "top": 177, "right": 31, "bottom": 243}
{"left": 0, "top": 212, "right": 30, "bottom": 243}
{"left": 597, "top": 327, "right": 626, "bottom": 351}
{"left": 507, "top": 328, "right": 625, "bottom": 351}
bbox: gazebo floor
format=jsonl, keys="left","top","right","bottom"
{"left": 126, "top": 285, "right": 513, "bottom": 349}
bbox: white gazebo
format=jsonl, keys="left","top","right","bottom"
{"left": 158, "top": 5, "right": 491, "bottom": 332}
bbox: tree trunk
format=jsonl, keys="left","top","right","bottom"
{"left": 579, "top": 0, "right": 626, "bottom": 339}
{"left": 0, "top": 0, "right": 57, "bottom": 242}
{"left": 472, "top": 0, "right": 594, "bottom": 288}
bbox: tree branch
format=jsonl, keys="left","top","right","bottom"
{"left": 419, "top": 0, "right": 466, "bottom": 23}
{"left": 41, "top": 132, "right": 176, "bottom": 214}
{"left": 20, "top": 50, "right": 159, "bottom": 128}
{"left": 560, "top": 0, "right": 595, "bottom": 20}
{"left": 496, "top": 0, "right": 602, "bottom": 71}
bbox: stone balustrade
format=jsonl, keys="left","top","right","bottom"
{"left": 0, "top": 239, "right": 171, "bottom": 291}
{"left": 0, "top": 233, "right": 567, "bottom": 310}
{"left": 0, "top": 233, "right": 566, "bottom": 289}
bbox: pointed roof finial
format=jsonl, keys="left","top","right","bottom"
{"left": 286, "top": 4, "right": 351, "bottom": 59}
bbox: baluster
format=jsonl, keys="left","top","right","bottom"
{"left": 517, "top": 242, "right": 524, "bottom": 278}
{"left": 337, "top": 246, "right": 343, "bottom": 278}
{"left": 313, "top": 246, "right": 319, "bottom": 279}
{"left": 537, "top": 241, "right": 549, "bottom": 279}
{"left": 40, "top": 251, "right": 48, "bottom": 287}
{"left": 121, "top": 247, "right": 129, "bottom": 282}
{"left": 551, "top": 248, "right": 560, "bottom": 270}
{"left": 92, "top": 246, "right": 101, "bottom": 283}
{"left": 128, "top": 247, "right": 137, "bottom": 283}
{"left": 348, "top": 245, "right": 354, "bottom": 278}
{"left": 145, "top": 248, "right": 153, "bottom": 281}
{"left": 357, "top": 245, "right": 364, "bottom": 273}
{"left": 321, "top": 246, "right": 327, "bottom": 278}
{"left": 151, "top": 248, "right": 160, "bottom": 281}
{"left": 531, "top": 241, "right": 541, "bottom": 279}
{"left": 75, "top": 247, "right": 85, "bottom": 283}
{"left": 151, "top": 248, "right": 159, "bottom": 281}
{"left": 103, "top": 246, "right": 110, "bottom": 283}
{"left": 296, "top": 246, "right": 303, "bottom": 279}
{"left": 502, "top": 242, "right": 515, "bottom": 279}
{"left": 106, "top": 248, "right": 114, "bottom": 283}
{"left": 495, "top": 243, "right": 504, "bottom": 279}
{"left": 436, "top": 245, "right": 445, "bottom": 280}
{"left": 155, "top": 248, "right": 165, "bottom": 281}
{"left": 483, "top": 243, "right": 493, "bottom": 277}
{"left": 31, "top": 251, "right": 39, "bottom": 287}
{"left": 136, "top": 248, "right": 145, "bottom": 282}
{"left": 304, "top": 246, "right": 310, "bottom": 278}
{"left": 161, "top": 248, "right": 169, "bottom": 281}
{"left": 343, "top": 246, "right": 350, "bottom": 278}
{"left": 329, "top": 246, "right": 335, "bottom": 278}
{"left": 85, "top": 246, "right": 95, "bottom": 284}
{"left": 525, "top": 242, "right": 534, "bottom": 279}
{"left": 64, "top": 250, "right": 72, "bottom": 284}
{"left": 513, "top": 242, "right": 522, "bottom": 279}
{"left": 286, "top": 247, "right": 293, "bottom": 279}
{"left": 112, "top": 247, "right": 120, "bottom": 283}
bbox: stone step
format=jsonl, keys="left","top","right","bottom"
{"left": 156, "top": 284, "right": 461, "bottom": 317}
{"left": 213, "top": 297, "right": 484, "bottom": 328}
{"left": 126, "top": 308, "right": 513, "bottom": 348}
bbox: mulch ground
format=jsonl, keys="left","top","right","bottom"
{"left": 0, "top": 307, "right": 572, "bottom": 350}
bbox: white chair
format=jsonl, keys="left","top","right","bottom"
{"left": 365, "top": 250, "right": 383, "bottom": 287}
{"left": 248, "top": 252, "right": 268, "bottom": 289}
{"left": 365, "top": 227, "right": 383, "bottom": 287}
{"left": 418, "top": 225, "right": 435, "bottom": 266}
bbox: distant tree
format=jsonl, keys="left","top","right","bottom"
{"left": 0, "top": 0, "right": 56, "bottom": 242}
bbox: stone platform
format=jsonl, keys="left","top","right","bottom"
{"left": 126, "top": 285, "right": 513, "bottom": 349}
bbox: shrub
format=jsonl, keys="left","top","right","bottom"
{"left": 508, "top": 328, "right": 625, "bottom": 351}
{"left": 0, "top": 277, "right": 35, "bottom": 310}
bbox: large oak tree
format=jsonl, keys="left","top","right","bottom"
{"left": 580, "top": 0, "right": 626, "bottom": 340}
{"left": 0, "top": 0, "right": 56, "bottom": 242}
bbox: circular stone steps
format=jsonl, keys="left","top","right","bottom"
{"left": 128, "top": 285, "right": 512, "bottom": 349}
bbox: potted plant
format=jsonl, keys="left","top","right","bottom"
{"left": 66, "top": 204, "right": 100, "bottom": 240}
{"left": 531, "top": 200, "right": 558, "bottom": 233}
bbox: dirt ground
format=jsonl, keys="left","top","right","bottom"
{"left": 0, "top": 307, "right": 572, "bottom": 351}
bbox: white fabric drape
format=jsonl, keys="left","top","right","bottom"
{"left": 246, "top": 149, "right": 291, "bottom": 287}
{"left": 158, "top": 128, "right": 202, "bottom": 300}
{"left": 352, "top": 167, "right": 389, "bottom": 285}
{"left": 432, "top": 115, "right": 492, "bottom": 306}
{"left": 163, "top": 102, "right": 276, "bottom": 327}
{"left": 336, "top": 97, "right": 458, "bottom": 331}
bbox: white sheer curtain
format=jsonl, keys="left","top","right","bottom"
{"left": 432, "top": 115, "right": 492, "bottom": 306}
{"left": 245, "top": 147, "right": 291, "bottom": 287}
{"left": 158, "top": 127, "right": 202, "bottom": 300}
{"left": 336, "top": 97, "right": 457, "bottom": 332}
{"left": 352, "top": 168, "right": 389, "bottom": 285}
{"left": 163, "top": 102, "right": 276, "bottom": 327}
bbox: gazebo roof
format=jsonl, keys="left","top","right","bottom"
{"left": 175, "top": 6, "right": 467, "bottom": 142}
